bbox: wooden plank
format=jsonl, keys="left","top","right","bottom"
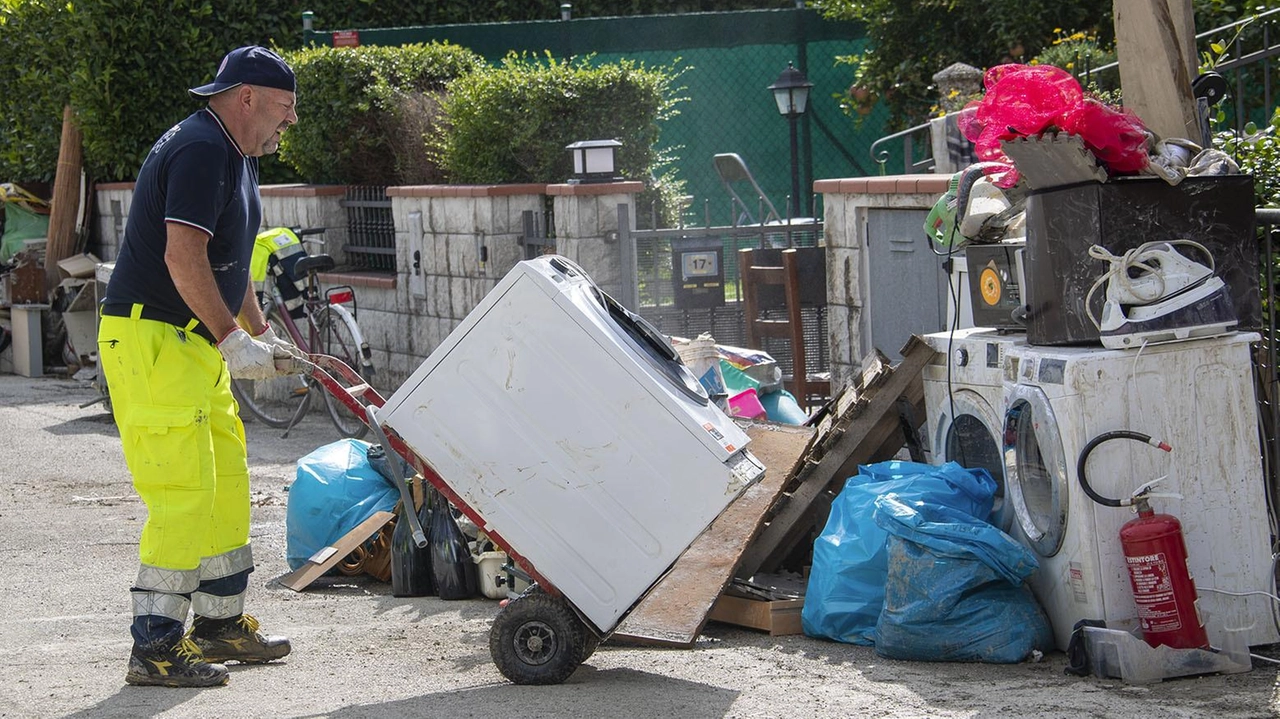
{"left": 610, "top": 421, "right": 815, "bottom": 647}
{"left": 707, "top": 594, "right": 804, "bottom": 636}
{"left": 736, "top": 337, "right": 932, "bottom": 578}
{"left": 279, "top": 511, "right": 396, "bottom": 592}
{"left": 1115, "top": 0, "right": 1200, "bottom": 142}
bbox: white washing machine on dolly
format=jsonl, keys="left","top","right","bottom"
{"left": 375, "top": 255, "right": 765, "bottom": 683}
{"left": 1001, "top": 332, "right": 1279, "bottom": 651}
{"left": 923, "top": 327, "right": 1025, "bottom": 531}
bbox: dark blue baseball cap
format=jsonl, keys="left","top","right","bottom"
{"left": 189, "top": 46, "right": 296, "bottom": 99}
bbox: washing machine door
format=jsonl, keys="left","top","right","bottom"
{"left": 1003, "top": 383, "right": 1069, "bottom": 557}
{"left": 935, "top": 389, "right": 1010, "bottom": 532}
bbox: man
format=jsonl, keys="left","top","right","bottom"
{"left": 99, "top": 45, "right": 300, "bottom": 688}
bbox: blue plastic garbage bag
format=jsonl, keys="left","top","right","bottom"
{"left": 801, "top": 460, "right": 997, "bottom": 645}
{"left": 872, "top": 494, "right": 1052, "bottom": 662}
{"left": 286, "top": 439, "right": 400, "bottom": 570}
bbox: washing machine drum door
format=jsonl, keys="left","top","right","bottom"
{"left": 937, "top": 390, "right": 1009, "bottom": 531}
{"left": 1003, "top": 385, "right": 1069, "bottom": 557}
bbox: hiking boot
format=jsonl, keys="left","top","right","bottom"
{"left": 125, "top": 636, "right": 230, "bottom": 688}
{"left": 189, "top": 614, "right": 291, "bottom": 664}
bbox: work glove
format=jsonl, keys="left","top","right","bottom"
{"left": 254, "top": 323, "right": 307, "bottom": 360}
{"left": 218, "top": 328, "right": 297, "bottom": 380}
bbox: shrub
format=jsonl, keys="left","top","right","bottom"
{"left": 0, "top": 0, "right": 74, "bottom": 183}
{"left": 279, "top": 43, "right": 486, "bottom": 185}
{"left": 64, "top": 0, "right": 303, "bottom": 182}
{"left": 437, "top": 53, "right": 685, "bottom": 187}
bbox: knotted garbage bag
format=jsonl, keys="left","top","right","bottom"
{"left": 801, "top": 460, "right": 997, "bottom": 645}
{"left": 872, "top": 494, "right": 1052, "bottom": 663}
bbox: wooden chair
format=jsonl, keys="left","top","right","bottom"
{"left": 739, "top": 246, "right": 830, "bottom": 411}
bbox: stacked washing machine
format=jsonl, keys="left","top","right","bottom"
{"left": 923, "top": 179, "right": 1278, "bottom": 652}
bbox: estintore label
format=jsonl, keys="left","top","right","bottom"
{"left": 1127, "top": 552, "right": 1183, "bottom": 632}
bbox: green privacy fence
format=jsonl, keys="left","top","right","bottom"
{"left": 303, "top": 8, "right": 890, "bottom": 224}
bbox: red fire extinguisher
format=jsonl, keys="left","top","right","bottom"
{"left": 1077, "top": 430, "right": 1209, "bottom": 650}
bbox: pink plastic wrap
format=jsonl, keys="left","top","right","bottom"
{"left": 959, "top": 64, "right": 1150, "bottom": 185}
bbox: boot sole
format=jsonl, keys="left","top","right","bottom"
{"left": 200, "top": 646, "right": 292, "bottom": 664}
{"left": 124, "top": 671, "right": 229, "bottom": 688}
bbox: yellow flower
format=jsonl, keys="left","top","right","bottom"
{"left": 1029, "top": 58, "right": 1040, "bottom": 65}
{"left": 948, "top": 88, "right": 960, "bottom": 98}
{"left": 1066, "top": 62, "right": 1074, "bottom": 69}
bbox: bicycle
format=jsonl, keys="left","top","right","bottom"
{"left": 229, "top": 226, "right": 376, "bottom": 439}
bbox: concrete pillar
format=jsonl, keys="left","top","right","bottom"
{"left": 547, "top": 181, "right": 644, "bottom": 300}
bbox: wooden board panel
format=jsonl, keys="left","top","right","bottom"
{"left": 707, "top": 594, "right": 804, "bottom": 636}
{"left": 736, "top": 337, "right": 932, "bottom": 578}
{"left": 609, "top": 421, "right": 815, "bottom": 647}
{"left": 279, "top": 511, "right": 396, "bottom": 592}
{"left": 1115, "top": 0, "right": 1200, "bottom": 142}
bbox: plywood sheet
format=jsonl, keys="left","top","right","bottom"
{"left": 610, "top": 421, "right": 815, "bottom": 647}
{"left": 280, "top": 511, "right": 395, "bottom": 592}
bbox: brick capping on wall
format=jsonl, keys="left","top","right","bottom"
{"left": 546, "top": 181, "right": 645, "bottom": 196}
{"left": 813, "top": 175, "right": 950, "bottom": 195}
{"left": 261, "top": 184, "right": 346, "bottom": 197}
{"left": 387, "top": 184, "right": 548, "bottom": 198}
{"left": 318, "top": 270, "right": 397, "bottom": 289}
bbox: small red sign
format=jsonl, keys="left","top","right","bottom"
{"left": 332, "top": 30, "right": 360, "bottom": 48}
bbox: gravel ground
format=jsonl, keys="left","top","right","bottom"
{"left": 2, "top": 373, "right": 1278, "bottom": 719}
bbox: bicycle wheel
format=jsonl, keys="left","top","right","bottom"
{"left": 229, "top": 305, "right": 312, "bottom": 428}
{"left": 313, "top": 303, "right": 371, "bottom": 439}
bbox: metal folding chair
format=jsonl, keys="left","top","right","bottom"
{"left": 713, "top": 153, "right": 782, "bottom": 226}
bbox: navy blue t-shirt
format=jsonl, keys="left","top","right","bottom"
{"left": 105, "top": 108, "right": 261, "bottom": 322}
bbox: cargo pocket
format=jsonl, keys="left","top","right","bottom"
{"left": 122, "top": 403, "right": 214, "bottom": 490}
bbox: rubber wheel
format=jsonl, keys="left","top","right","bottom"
{"left": 489, "top": 588, "right": 586, "bottom": 685}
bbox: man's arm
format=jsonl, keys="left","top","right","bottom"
{"left": 165, "top": 222, "right": 238, "bottom": 340}
{"left": 237, "top": 281, "right": 268, "bottom": 336}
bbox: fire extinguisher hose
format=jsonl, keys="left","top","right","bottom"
{"left": 1077, "top": 430, "right": 1173, "bottom": 507}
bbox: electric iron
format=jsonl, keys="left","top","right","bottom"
{"left": 1085, "top": 240, "right": 1236, "bottom": 349}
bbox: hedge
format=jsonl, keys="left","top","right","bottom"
{"left": 278, "top": 44, "right": 486, "bottom": 185}
{"left": 438, "top": 53, "right": 683, "bottom": 186}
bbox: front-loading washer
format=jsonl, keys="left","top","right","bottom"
{"left": 1002, "top": 333, "right": 1278, "bottom": 651}
{"left": 923, "top": 328, "right": 1025, "bottom": 532}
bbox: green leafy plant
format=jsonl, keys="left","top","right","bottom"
{"left": 436, "top": 53, "right": 687, "bottom": 224}
{"left": 0, "top": 0, "right": 73, "bottom": 183}
{"left": 1214, "top": 111, "right": 1280, "bottom": 207}
{"left": 819, "top": 0, "right": 1113, "bottom": 129}
{"left": 279, "top": 43, "right": 485, "bottom": 185}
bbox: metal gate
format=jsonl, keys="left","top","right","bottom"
{"left": 617, "top": 205, "right": 829, "bottom": 384}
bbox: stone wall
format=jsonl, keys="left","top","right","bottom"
{"left": 548, "top": 181, "right": 644, "bottom": 300}
{"left": 382, "top": 184, "right": 547, "bottom": 387}
{"left": 93, "top": 176, "right": 959, "bottom": 398}
{"left": 90, "top": 181, "right": 642, "bottom": 392}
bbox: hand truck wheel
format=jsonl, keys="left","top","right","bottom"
{"left": 489, "top": 585, "right": 589, "bottom": 685}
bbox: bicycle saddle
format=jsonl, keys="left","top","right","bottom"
{"left": 293, "top": 254, "right": 336, "bottom": 276}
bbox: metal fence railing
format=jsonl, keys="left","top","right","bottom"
{"left": 620, "top": 208, "right": 828, "bottom": 387}
{"left": 1253, "top": 208, "right": 1280, "bottom": 519}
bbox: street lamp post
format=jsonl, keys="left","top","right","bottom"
{"left": 768, "top": 62, "right": 813, "bottom": 219}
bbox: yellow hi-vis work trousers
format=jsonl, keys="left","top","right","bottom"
{"left": 99, "top": 310, "right": 255, "bottom": 637}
